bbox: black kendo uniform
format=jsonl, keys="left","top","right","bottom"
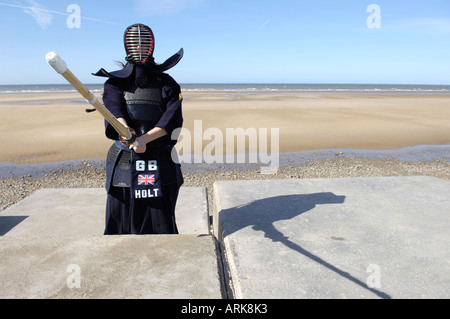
{"left": 93, "top": 24, "right": 184, "bottom": 235}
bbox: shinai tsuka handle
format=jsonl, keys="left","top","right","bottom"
{"left": 45, "top": 51, "right": 134, "bottom": 141}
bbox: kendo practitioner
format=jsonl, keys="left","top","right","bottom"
{"left": 93, "top": 23, "right": 184, "bottom": 235}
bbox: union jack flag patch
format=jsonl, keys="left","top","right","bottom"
{"left": 138, "top": 174, "right": 156, "bottom": 186}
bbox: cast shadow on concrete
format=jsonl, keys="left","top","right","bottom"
{"left": 220, "top": 193, "right": 391, "bottom": 299}
{"left": 0, "top": 216, "right": 28, "bottom": 236}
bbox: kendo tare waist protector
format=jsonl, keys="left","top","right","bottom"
{"left": 131, "top": 152, "right": 162, "bottom": 199}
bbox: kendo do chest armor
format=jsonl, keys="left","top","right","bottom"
{"left": 124, "top": 82, "right": 165, "bottom": 137}
{"left": 106, "top": 81, "right": 168, "bottom": 190}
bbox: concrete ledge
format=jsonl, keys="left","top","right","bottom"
{"left": 0, "top": 187, "right": 220, "bottom": 299}
{"left": 0, "top": 235, "right": 223, "bottom": 299}
{"left": 1, "top": 187, "right": 209, "bottom": 237}
{"left": 2, "top": 177, "right": 449, "bottom": 299}
{"left": 213, "top": 176, "right": 450, "bottom": 299}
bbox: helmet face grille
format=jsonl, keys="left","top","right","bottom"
{"left": 124, "top": 24, "right": 155, "bottom": 65}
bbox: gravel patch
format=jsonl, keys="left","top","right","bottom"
{"left": 1, "top": 157, "right": 449, "bottom": 213}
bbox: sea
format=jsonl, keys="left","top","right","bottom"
{"left": 1, "top": 83, "right": 450, "bottom": 94}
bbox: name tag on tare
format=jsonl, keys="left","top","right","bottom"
{"left": 132, "top": 159, "right": 162, "bottom": 199}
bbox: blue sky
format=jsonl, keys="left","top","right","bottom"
{"left": 0, "top": 0, "right": 449, "bottom": 85}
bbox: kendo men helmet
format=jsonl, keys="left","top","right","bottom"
{"left": 124, "top": 24, "right": 155, "bottom": 65}
{"left": 92, "top": 24, "right": 183, "bottom": 80}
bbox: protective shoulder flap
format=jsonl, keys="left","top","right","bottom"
{"left": 92, "top": 62, "right": 134, "bottom": 79}
{"left": 154, "top": 48, "right": 184, "bottom": 73}
{"left": 92, "top": 48, "right": 184, "bottom": 79}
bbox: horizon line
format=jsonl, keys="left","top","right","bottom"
{"left": 1, "top": 82, "right": 450, "bottom": 86}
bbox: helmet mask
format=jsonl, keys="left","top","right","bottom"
{"left": 124, "top": 24, "right": 155, "bottom": 65}
{"left": 92, "top": 24, "right": 182, "bottom": 85}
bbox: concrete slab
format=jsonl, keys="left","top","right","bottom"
{"left": 0, "top": 187, "right": 221, "bottom": 299}
{"left": 0, "top": 187, "right": 209, "bottom": 237}
{"left": 0, "top": 235, "right": 223, "bottom": 299}
{"left": 213, "top": 176, "right": 450, "bottom": 299}
{"left": 0, "top": 189, "right": 105, "bottom": 238}
{"left": 176, "top": 187, "right": 210, "bottom": 235}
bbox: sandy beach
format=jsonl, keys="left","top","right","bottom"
{"left": 1, "top": 91, "right": 450, "bottom": 164}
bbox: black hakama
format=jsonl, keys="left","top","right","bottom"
{"left": 105, "top": 183, "right": 179, "bottom": 235}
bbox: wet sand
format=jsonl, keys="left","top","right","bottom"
{"left": 1, "top": 91, "right": 450, "bottom": 164}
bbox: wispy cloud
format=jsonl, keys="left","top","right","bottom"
{"left": 387, "top": 18, "right": 450, "bottom": 34}
{"left": 409, "top": 18, "right": 450, "bottom": 33}
{"left": 10, "top": 0, "right": 53, "bottom": 29}
{"left": 258, "top": 19, "right": 271, "bottom": 31}
{"left": 0, "top": 0, "right": 122, "bottom": 29}
{"left": 134, "top": 0, "right": 205, "bottom": 16}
